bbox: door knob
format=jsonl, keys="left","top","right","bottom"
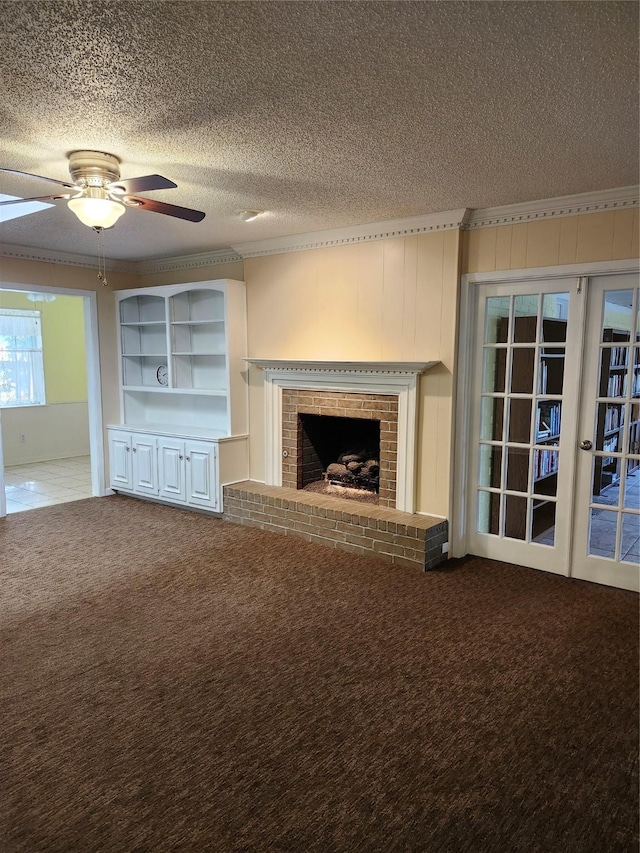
{"left": 580, "top": 439, "right": 593, "bottom": 450}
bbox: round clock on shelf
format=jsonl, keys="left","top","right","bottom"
{"left": 156, "top": 365, "right": 168, "bottom": 386}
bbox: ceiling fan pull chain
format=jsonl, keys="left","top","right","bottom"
{"left": 94, "top": 226, "right": 108, "bottom": 287}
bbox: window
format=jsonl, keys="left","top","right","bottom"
{"left": 0, "top": 309, "right": 46, "bottom": 407}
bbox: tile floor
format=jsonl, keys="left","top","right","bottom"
{"left": 497, "top": 469, "right": 640, "bottom": 564}
{"left": 3, "top": 455, "right": 92, "bottom": 514}
{"left": 589, "top": 468, "right": 640, "bottom": 562}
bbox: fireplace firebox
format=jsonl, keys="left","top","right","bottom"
{"left": 281, "top": 388, "right": 399, "bottom": 508}
{"left": 299, "top": 413, "right": 381, "bottom": 493}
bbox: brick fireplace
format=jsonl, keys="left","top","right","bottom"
{"left": 245, "top": 359, "right": 435, "bottom": 513}
{"left": 223, "top": 360, "right": 450, "bottom": 572}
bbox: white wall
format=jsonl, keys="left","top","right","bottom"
{"left": 2, "top": 402, "right": 89, "bottom": 465}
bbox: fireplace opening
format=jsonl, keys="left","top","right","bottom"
{"left": 298, "top": 413, "right": 380, "bottom": 502}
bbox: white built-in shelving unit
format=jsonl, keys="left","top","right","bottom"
{"left": 107, "top": 280, "right": 249, "bottom": 512}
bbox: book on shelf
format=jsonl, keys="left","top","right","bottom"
{"left": 535, "top": 448, "right": 559, "bottom": 479}
{"left": 609, "top": 346, "right": 628, "bottom": 368}
{"left": 536, "top": 402, "right": 561, "bottom": 441}
{"left": 604, "top": 406, "right": 624, "bottom": 433}
{"left": 607, "top": 373, "right": 624, "bottom": 397}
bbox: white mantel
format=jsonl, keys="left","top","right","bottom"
{"left": 245, "top": 359, "right": 437, "bottom": 374}
{"left": 246, "top": 359, "right": 438, "bottom": 513}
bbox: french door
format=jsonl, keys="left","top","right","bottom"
{"left": 467, "top": 271, "right": 639, "bottom": 592}
{"left": 572, "top": 274, "right": 639, "bottom": 590}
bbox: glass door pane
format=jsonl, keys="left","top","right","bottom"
{"left": 587, "top": 287, "right": 639, "bottom": 562}
{"left": 476, "top": 289, "right": 570, "bottom": 549}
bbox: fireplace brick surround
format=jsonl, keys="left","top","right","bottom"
{"left": 281, "top": 389, "right": 399, "bottom": 507}
{"left": 228, "top": 360, "right": 448, "bottom": 571}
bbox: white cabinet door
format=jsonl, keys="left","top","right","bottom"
{"left": 158, "top": 438, "right": 187, "bottom": 503}
{"left": 109, "top": 428, "right": 221, "bottom": 512}
{"left": 186, "top": 440, "right": 219, "bottom": 510}
{"left": 109, "top": 430, "right": 133, "bottom": 491}
{"left": 132, "top": 434, "right": 158, "bottom": 496}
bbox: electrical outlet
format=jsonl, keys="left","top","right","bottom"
{"left": 19, "top": 433, "right": 26, "bottom": 443}
{"left": 441, "top": 541, "right": 449, "bottom": 554}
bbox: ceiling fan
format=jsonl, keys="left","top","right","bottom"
{"left": 0, "top": 150, "right": 205, "bottom": 230}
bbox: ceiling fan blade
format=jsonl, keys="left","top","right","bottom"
{"left": 110, "top": 174, "right": 177, "bottom": 194}
{"left": 127, "top": 196, "right": 205, "bottom": 222}
{"left": 0, "top": 168, "right": 76, "bottom": 189}
{"left": 0, "top": 193, "right": 72, "bottom": 206}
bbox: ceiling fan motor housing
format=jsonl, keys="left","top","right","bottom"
{"left": 68, "top": 150, "right": 121, "bottom": 188}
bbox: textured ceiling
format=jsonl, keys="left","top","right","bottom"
{"left": 0, "top": 0, "right": 637, "bottom": 262}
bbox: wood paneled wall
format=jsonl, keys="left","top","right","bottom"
{"left": 462, "top": 209, "right": 639, "bottom": 273}
{"left": 244, "top": 230, "right": 461, "bottom": 518}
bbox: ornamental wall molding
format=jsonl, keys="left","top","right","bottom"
{"left": 231, "top": 209, "right": 471, "bottom": 258}
{"left": 245, "top": 359, "right": 437, "bottom": 375}
{"left": 134, "top": 249, "right": 242, "bottom": 275}
{"left": 2, "top": 187, "right": 637, "bottom": 272}
{"left": 467, "top": 185, "right": 639, "bottom": 230}
{"left": 0, "top": 243, "right": 241, "bottom": 275}
{"left": 247, "top": 359, "right": 438, "bottom": 513}
{"left": 0, "top": 242, "right": 137, "bottom": 273}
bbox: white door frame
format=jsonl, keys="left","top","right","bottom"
{"left": 0, "top": 283, "right": 105, "bottom": 516}
{"left": 452, "top": 258, "right": 640, "bottom": 560}
{"left": 0, "top": 408, "right": 5, "bottom": 517}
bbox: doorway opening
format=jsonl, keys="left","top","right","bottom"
{"left": 0, "top": 285, "right": 104, "bottom": 516}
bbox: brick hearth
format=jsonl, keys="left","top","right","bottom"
{"left": 223, "top": 481, "right": 448, "bottom": 571}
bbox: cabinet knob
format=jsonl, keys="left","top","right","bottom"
{"left": 132, "top": 447, "right": 137, "bottom": 452}
{"left": 579, "top": 439, "right": 593, "bottom": 451}
{"left": 186, "top": 456, "right": 191, "bottom": 461}
{"left": 126, "top": 446, "right": 131, "bottom": 452}
{"left": 179, "top": 455, "right": 184, "bottom": 460}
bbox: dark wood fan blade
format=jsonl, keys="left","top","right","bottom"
{"left": 110, "top": 175, "right": 177, "bottom": 194}
{"left": 0, "top": 194, "right": 71, "bottom": 206}
{"left": 0, "top": 168, "right": 76, "bottom": 189}
{"left": 128, "top": 196, "right": 205, "bottom": 222}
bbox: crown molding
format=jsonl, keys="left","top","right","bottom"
{"left": 134, "top": 249, "right": 242, "bottom": 276}
{"left": 231, "top": 209, "right": 471, "bottom": 258}
{"left": 0, "top": 243, "right": 242, "bottom": 276}
{"left": 0, "top": 242, "right": 137, "bottom": 273}
{"left": 467, "top": 185, "right": 639, "bottom": 230}
{"left": 2, "top": 186, "right": 637, "bottom": 272}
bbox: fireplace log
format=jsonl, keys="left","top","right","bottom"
{"left": 339, "top": 452, "right": 365, "bottom": 465}
{"left": 326, "top": 462, "right": 348, "bottom": 479}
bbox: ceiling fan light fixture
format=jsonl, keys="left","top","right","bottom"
{"left": 239, "top": 209, "right": 262, "bottom": 222}
{"left": 26, "top": 292, "right": 56, "bottom": 303}
{"left": 68, "top": 194, "right": 126, "bottom": 228}
{"left": 1, "top": 150, "right": 205, "bottom": 228}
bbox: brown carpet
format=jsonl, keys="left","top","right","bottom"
{"left": 1, "top": 495, "right": 638, "bottom": 853}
